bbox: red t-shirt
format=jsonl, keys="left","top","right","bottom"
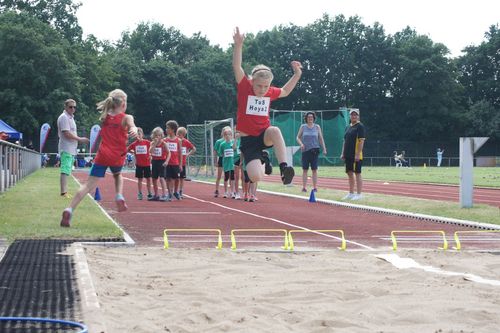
{"left": 164, "top": 136, "right": 181, "bottom": 166}
{"left": 236, "top": 76, "right": 281, "bottom": 136}
{"left": 94, "top": 112, "right": 128, "bottom": 167}
{"left": 128, "top": 139, "right": 151, "bottom": 167}
{"left": 151, "top": 141, "right": 168, "bottom": 160}
{"left": 180, "top": 138, "right": 194, "bottom": 165}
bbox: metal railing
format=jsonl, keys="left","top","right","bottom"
{"left": 0, "top": 141, "right": 41, "bottom": 193}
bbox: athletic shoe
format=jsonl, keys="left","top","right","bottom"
{"left": 280, "top": 166, "right": 295, "bottom": 185}
{"left": 173, "top": 192, "right": 181, "bottom": 200}
{"left": 342, "top": 193, "right": 355, "bottom": 200}
{"left": 351, "top": 194, "right": 363, "bottom": 201}
{"left": 214, "top": 190, "right": 219, "bottom": 198}
{"left": 115, "top": 194, "right": 128, "bottom": 212}
{"left": 137, "top": 192, "right": 143, "bottom": 200}
{"left": 223, "top": 192, "right": 228, "bottom": 198}
{"left": 61, "top": 192, "right": 72, "bottom": 199}
{"left": 60, "top": 209, "right": 72, "bottom": 227}
{"left": 159, "top": 195, "right": 170, "bottom": 202}
{"left": 231, "top": 192, "right": 236, "bottom": 199}
{"left": 147, "top": 193, "right": 154, "bottom": 200}
{"left": 261, "top": 150, "right": 272, "bottom": 175}
{"left": 148, "top": 195, "right": 159, "bottom": 201}
{"left": 249, "top": 195, "right": 256, "bottom": 202}
{"left": 179, "top": 190, "right": 183, "bottom": 199}
{"left": 301, "top": 188, "right": 307, "bottom": 193}
{"left": 243, "top": 194, "right": 249, "bottom": 201}
{"left": 235, "top": 193, "right": 241, "bottom": 200}
{"left": 313, "top": 188, "right": 318, "bottom": 192}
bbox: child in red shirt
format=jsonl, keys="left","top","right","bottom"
{"left": 60, "top": 89, "right": 138, "bottom": 227}
{"left": 127, "top": 127, "right": 153, "bottom": 200}
{"left": 149, "top": 127, "right": 171, "bottom": 201}
{"left": 176, "top": 126, "right": 196, "bottom": 198}
{"left": 232, "top": 27, "right": 302, "bottom": 185}
{"left": 164, "top": 120, "right": 183, "bottom": 200}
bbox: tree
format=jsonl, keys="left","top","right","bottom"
{"left": 0, "top": 11, "right": 78, "bottom": 141}
{"left": 0, "top": 0, "right": 83, "bottom": 42}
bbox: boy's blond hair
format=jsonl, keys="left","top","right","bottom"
{"left": 177, "top": 127, "right": 187, "bottom": 137}
{"left": 151, "top": 127, "right": 164, "bottom": 139}
{"left": 250, "top": 65, "right": 273, "bottom": 81}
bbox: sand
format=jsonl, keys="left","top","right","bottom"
{"left": 81, "top": 246, "right": 500, "bottom": 333}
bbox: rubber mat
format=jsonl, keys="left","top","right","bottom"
{"left": 0, "top": 240, "right": 83, "bottom": 332}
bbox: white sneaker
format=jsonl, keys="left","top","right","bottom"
{"left": 342, "top": 193, "right": 355, "bottom": 200}
{"left": 351, "top": 194, "right": 363, "bottom": 201}
{"left": 223, "top": 192, "right": 228, "bottom": 198}
{"left": 235, "top": 193, "right": 241, "bottom": 200}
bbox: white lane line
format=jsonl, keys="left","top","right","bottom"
{"left": 131, "top": 211, "right": 220, "bottom": 214}
{"left": 376, "top": 253, "right": 500, "bottom": 287}
{"left": 184, "top": 194, "right": 374, "bottom": 250}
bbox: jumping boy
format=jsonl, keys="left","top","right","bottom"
{"left": 232, "top": 26, "right": 302, "bottom": 185}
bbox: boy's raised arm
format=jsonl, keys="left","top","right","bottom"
{"left": 280, "top": 61, "right": 303, "bottom": 98}
{"left": 232, "top": 27, "right": 245, "bottom": 84}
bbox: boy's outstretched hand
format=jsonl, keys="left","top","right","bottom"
{"left": 291, "top": 61, "right": 303, "bottom": 75}
{"left": 233, "top": 27, "right": 245, "bottom": 46}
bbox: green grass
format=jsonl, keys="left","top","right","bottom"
{"left": 255, "top": 182, "right": 500, "bottom": 226}
{"left": 0, "top": 168, "right": 123, "bottom": 243}
{"left": 312, "top": 166, "right": 500, "bottom": 188}
{"left": 199, "top": 165, "right": 500, "bottom": 226}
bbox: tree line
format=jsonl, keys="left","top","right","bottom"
{"left": 0, "top": 0, "right": 498, "bottom": 147}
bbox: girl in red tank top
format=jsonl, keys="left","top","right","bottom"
{"left": 60, "top": 89, "right": 138, "bottom": 227}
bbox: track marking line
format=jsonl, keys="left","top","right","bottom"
{"left": 131, "top": 211, "right": 220, "bottom": 214}
{"left": 375, "top": 253, "right": 500, "bottom": 287}
{"left": 185, "top": 194, "right": 374, "bottom": 250}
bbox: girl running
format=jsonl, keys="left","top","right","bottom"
{"left": 60, "top": 89, "right": 138, "bottom": 227}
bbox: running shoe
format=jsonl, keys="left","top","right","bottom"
{"left": 301, "top": 188, "right": 307, "bottom": 193}
{"left": 60, "top": 209, "right": 72, "bottom": 227}
{"left": 179, "top": 190, "right": 183, "bottom": 199}
{"left": 231, "top": 192, "right": 236, "bottom": 199}
{"left": 243, "top": 194, "right": 249, "bottom": 201}
{"left": 159, "top": 195, "right": 170, "bottom": 202}
{"left": 261, "top": 150, "right": 272, "bottom": 175}
{"left": 147, "top": 193, "right": 154, "bottom": 200}
{"left": 61, "top": 192, "right": 72, "bottom": 199}
{"left": 115, "top": 194, "right": 128, "bottom": 212}
{"left": 235, "top": 193, "right": 241, "bottom": 200}
{"left": 214, "top": 190, "right": 219, "bottom": 198}
{"left": 173, "top": 192, "right": 181, "bottom": 200}
{"left": 351, "top": 194, "right": 363, "bottom": 201}
{"left": 280, "top": 165, "right": 295, "bottom": 185}
{"left": 342, "top": 193, "right": 355, "bottom": 200}
{"left": 137, "top": 192, "right": 143, "bottom": 200}
{"left": 223, "top": 192, "right": 228, "bottom": 198}
{"left": 249, "top": 195, "right": 256, "bottom": 202}
{"left": 148, "top": 195, "right": 159, "bottom": 201}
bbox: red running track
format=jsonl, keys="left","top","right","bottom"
{"left": 73, "top": 171, "right": 500, "bottom": 251}
{"left": 263, "top": 175, "right": 500, "bottom": 207}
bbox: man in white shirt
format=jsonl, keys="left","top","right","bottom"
{"left": 57, "top": 99, "right": 89, "bottom": 197}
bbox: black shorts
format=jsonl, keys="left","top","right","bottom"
{"left": 240, "top": 130, "right": 272, "bottom": 164}
{"left": 243, "top": 170, "right": 250, "bottom": 183}
{"left": 234, "top": 158, "right": 241, "bottom": 167}
{"left": 345, "top": 158, "right": 362, "bottom": 174}
{"left": 151, "top": 160, "right": 166, "bottom": 179}
{"left": 135, "top": 165, "right": 152, "bottom": 178}
{"left": 302, "top": 148, "right": 320, "bottom": 171}
{"left": 217, "top": 156, "right": 223, "bottom": 168}
{"left": 179, "top": 168, "right": 186, "bottom": 179}
{"left": 166, "top": 165, "right": 180, "bottom": 179}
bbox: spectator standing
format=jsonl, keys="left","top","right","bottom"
{"left": 57, "top": 99, "right": 89, "bottom": 198}
{"left": 436, "top": 148, "right": 444, "bottom": 167}
{"left": 340, "top": 109, "right": 366, "bottom": 201}
{"left": 296, "top": 111, "right": 327, "bottom": 193}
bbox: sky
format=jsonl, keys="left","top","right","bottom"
{"left": 76, "top": 0, "right": 499, "bottom": 58}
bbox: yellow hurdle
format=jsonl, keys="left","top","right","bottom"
{"left": 163, "top": 229, "right": 222, "bottom": 249}
{"left": 230, "top": 229, "right": 289, "bottom": 250}
{"left": 391, "top": 230, "right": 448, "bottom": 251}
{"left": 288, "top": 229, "right": 346, "bottom": 251}
{"left": 453, "top": 230, "right": 500, "bottom": 250}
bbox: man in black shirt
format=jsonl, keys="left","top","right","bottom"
{"left": 340, "top": 109, "right": 365, "bottom": 200}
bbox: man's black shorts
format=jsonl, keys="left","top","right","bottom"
{"left": 345, "top": 158, "right": 362, "bottom": 174}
